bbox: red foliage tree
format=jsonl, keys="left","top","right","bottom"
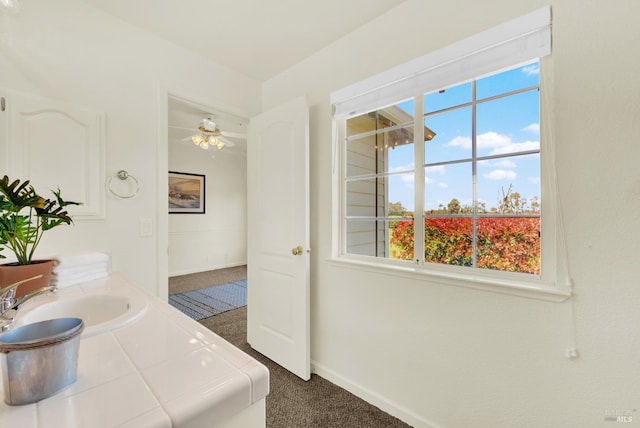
{"left": 390, "top": 217, "right": 540, "bottom": 274}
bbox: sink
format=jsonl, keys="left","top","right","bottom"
{"left": 16, "top": 293, "right": 148, "bottom": 337}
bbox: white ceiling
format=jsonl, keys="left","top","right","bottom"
{"left": 78, "top": 0, "right": 406, "bottom": 155}
{"left": 78, "top": 0, "right": 407, "bottom": 82}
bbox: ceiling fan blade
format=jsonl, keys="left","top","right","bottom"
{"left": 218, "top": 135, "right": 236, "bottom": 147}
{"left": 169, "top": 125, "right": 195, "bottom": 132}
{"left": 220, "top": 130, "right": 247, "bottom": 140}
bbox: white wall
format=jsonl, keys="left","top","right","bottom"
{"left": 0, "top": 0, "right": 260, "bottom": 295}
{"left": 168, "top": 144, "right": 247, "bottom": 276}
{"left": 4, "top": 0, "right": 639, "bottom": 426}
{"left": 263, "top": 0, "right": 640, "bottom": 427}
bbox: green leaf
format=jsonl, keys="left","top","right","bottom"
{"left": 0, "top": 176, "right": 82, "bottom": 264}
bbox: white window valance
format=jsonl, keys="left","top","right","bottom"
{"left": 331, "top": 6, "right": 551, "bottom": 119}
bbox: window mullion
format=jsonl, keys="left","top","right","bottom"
{"left": 414, "top": 95, "right": 425, "bottom": 264}
{"left": 471, "top": 80, "right": 478, "bottom": 268}
{"left": 338, "top": 119, "right": 347, "bottom": 257}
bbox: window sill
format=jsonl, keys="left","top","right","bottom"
{"left": 326, "top": 257, "right": 571, "bottom": 302}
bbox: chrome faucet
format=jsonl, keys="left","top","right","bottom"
{"left": 0, "top": 275, "right": 56, "bottom": 332}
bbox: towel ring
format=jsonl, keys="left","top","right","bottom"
{"left": 108, "top": 170, "right": 139, "bottom": 199}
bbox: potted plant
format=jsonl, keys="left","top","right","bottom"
{"left": 0, "top": 175, "right": 81, "bottom": 295}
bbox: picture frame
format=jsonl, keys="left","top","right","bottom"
{"left": 168, "top": 171, "right": 205, "bottom": 214}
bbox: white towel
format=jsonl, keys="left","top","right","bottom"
{"left": 53, "top": 252, "right": 110, "bottom": 268}
{"left": 52, "top": 262, "right": 109, "bottom": 276}
{"left": 50, "top": 252, "right": 111, "bottom": 288}
{"left": 50, "top": 271, "right": 108, "bottom": 288}
{"left": 51, "top": 266, "right": 109, "bottom": 281}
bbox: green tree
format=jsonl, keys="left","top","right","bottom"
{"left": 388, "top": 201, "right": 407, "bottom": 216}
{"left": 498, "top": 184, "right": 530, "bottom": 214}
{"left": 447, "top": 198, "right": 461, "bottom": 214}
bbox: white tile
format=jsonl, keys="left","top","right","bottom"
{"left": 154, "top": 300, "right": 210, "bottom": 334}
{"left": 78, "top": 332, "right": 122, "bottom": 360}
{"left": 237, "top": 360, "right": 270, "bottom": 403}
{"left": 114, "top": 309, "right": 204, "bottom": 369}
{"left": 117, "top": 407, "right": 172, "bottom": 428}
{"left": 208, "top": 341, "right": 254, "bottom": 369}
{"left": 37, "top": 372, "right": 161, "bottom": 428}
{"left": 164, "top": 374, "right": 252, "bottom": 427}
{"left": 21, "top": 334, "right": 137, "bottom": 403}
{"left": 140, "top": 347, "right": 240, "bottom": 404}
{"left": 0, "top": 401, "right": 37, "bottom": 426}
{"left": 1, "top": 274, "right": 267, "bottom": 428}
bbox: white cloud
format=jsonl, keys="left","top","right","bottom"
{"left": 493, "top": 159, "right": 517, "bottom": 168}
{"left": 523, "top": 64, "right": 539, "bottom": 76}
{"left": 394, "top": 164, "right": 447, "bottom": 189}
{"left": 438, "top": 182, "right": 448, "bottom": 188}
{"left": 522, "top": 123, "right": 540, "bottom": 133}
{"left": 446, "top": 132, "right": 512, "bottom": 151}
{"left": 447, "top": 131, "right": 539, "bottom": 156}
{"left": 389, "top": 163, "right": 414, "bottom": 173}
{"left": 446, "top": 135, "right": 471, "bottom": 148}
{"left": 483, "top": 169, "right": 517, "bottom": 180}
{"left": 425, "top": 165, "right": 446, "bottom": 186}
{"left": 528, "top": 176, "right": 540, "bottom": 184}
{"left": 477, "top": 131, "right": 513, "bottom": 150}
{"left": 490, "top": 140, "right": 539, "bottom": 155}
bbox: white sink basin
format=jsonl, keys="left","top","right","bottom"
{"left": 17, "top": 293, "right": 148, "bottom": 337}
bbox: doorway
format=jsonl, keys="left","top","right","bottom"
{"left": 160, "top": 91, "right": 311, "bottom": 381}
{"left": 165, "top": 94, "right": 249, "bottom": 301}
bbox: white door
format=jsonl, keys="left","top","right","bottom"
{"left": 247, "top": 97, "right": 310, "bottom": 380}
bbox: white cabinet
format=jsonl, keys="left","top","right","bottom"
{"left": 0, "top": 89, "right": 105, "bottom": 219}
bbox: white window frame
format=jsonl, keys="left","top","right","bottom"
{"left": 330, "top": 7, "right": 571, "bottom": 302}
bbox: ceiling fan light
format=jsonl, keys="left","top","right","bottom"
{"left": 0, "top": 0, "right": 19, "bottom": 11}
{"left": 217, "top": 141, "right": 225, "bottom": 149}
{"left": 199, "top": 141, "right": 209, "bottom": 150}
{"left": 192, "top": 134, "right": 204, "bottom": 145}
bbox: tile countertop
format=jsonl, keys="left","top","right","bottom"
{"left": 0, "top": 273, "right": 269, "bottom": 427}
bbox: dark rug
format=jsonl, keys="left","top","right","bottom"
{"left": 168, "top": 279, "right": 247, "bottom": 320}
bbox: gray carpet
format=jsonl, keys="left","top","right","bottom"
{"left": 201, "top": 307, "right": 412, "bottom": 428}
{"left": 168, "top": 280, "right": 247, "bottom": 320}
{"left": 169, "top": 265, "right": 248, "bottom": 294}
{"left": 170, "top": 267, "right": 412, "bottom": 428}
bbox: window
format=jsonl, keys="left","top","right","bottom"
{"left": 332, "top": 7, "right": 570, "bottom": 299}
{"left": 344, "top": 63, "right": 541, "bottom": 275}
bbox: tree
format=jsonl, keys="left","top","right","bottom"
{"left": 498, "top": 184, "right": 529, "bottom": 214}
{"left": 447, "top": 198, "right": 461, "bottom": 214}
{"left": 388, "top": 201, "right": 407, "bottom": 216}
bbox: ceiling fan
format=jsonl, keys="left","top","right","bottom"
{"left": 188, "top": 116, "right": 236, "bottom": 150}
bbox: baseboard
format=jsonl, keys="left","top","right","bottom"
{"left": 311, "top": 360, "right": 441, "bottom": 428}
{"left": 169, "top": 261, "right": 246, "bottom": 278}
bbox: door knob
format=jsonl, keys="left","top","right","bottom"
{"left": 291, "top": 246, "right": 303, "bottom": 256}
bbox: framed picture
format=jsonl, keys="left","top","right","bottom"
{"left": 168, "top": 171, "right": 205, "bottom": 214}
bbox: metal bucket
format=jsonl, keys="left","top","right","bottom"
{"left": 0, "top": 317, "right": 84, "bottom": 405}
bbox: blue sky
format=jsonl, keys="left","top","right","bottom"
{"left": 386, "top": 62, "right": 540, "bottom": 212}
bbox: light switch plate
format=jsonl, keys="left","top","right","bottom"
{"left": 139, "top": 218, "right": 153, "bottom": 237}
